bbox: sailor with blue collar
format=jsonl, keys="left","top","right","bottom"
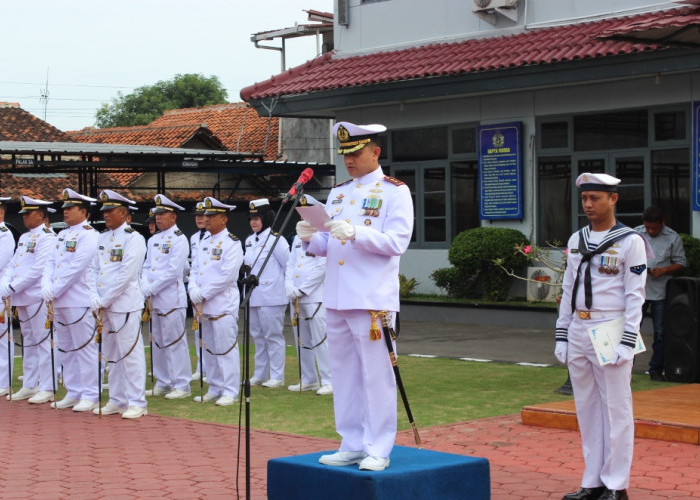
{"left": 187, "top": 197, "right": 243, "bottom": 406}
{"left": 556, "top": 173, "right": 649, "bottom": 500}
{"left": 0, "top": 196, "right": 58, "bottom": 404}
{"left": 141, "top": 194, "right": 191, "bottom": 400}
{"left": 89, "top": 189, "right": 148, "bottom": 419}
{"left": 297, "top": 121, "right": 413, "bottom": 472}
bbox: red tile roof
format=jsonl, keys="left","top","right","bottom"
{"left": 0, "top": 102, "right": 72, "bottom": 142}
{"left": 149, "top": 103, "right": 279, "bottom": 160}
{"left": 241, "top": 7, "right": 696, "bottom": 101}
{"left": 67, "top": 124, "right": 222, "bottom": 150}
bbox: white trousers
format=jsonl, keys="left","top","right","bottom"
{"left": 568, "top": 316, "right": 634, "bottom": 491}
{"left": 326, "top": 309, "right": 397, "bottom": 459}
{"left": 55, "top": 307, "right": 98, "bottom": 402}
{"left": 290, "top": 302, "right": 332, "bottom": 386}
{"left": 201, "top": 313, "right": 239, "bottom": 398}
{"left": 0, "top": 310, "right": 14, "bottom": 388}
{"left": 249, "top": 305, "right": 286, "bottom": 381}
{"left": 152, "top": 308, "right": 191, "bottom": 392}
{"left": 102, "top": 310, "right": 146, "bottom": 409}
{"left": 17, "top": 301, "right": 57, "bottom": 392}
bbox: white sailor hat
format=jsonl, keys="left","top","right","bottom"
{"left": 248, "top": 198, "right": 270, "bottom": 216}
{"left": 98, "top": 189, "right": 136, "bottom": 211}
{"left": 298, "top": 194, "right": 321, "bottom": 207}
{"left": 153, "top": 194, "right": 184, "bottom": 213}
{"left": 203, "top": 197, "right": 236, "bottom": 215}
{"left": 62, "top": 188, "right": 96, "bottom": 209}
{"left": 193, "top": 201, "right": 206, "bottom": 215}
{"left": 0, "top": 196, "right": 10, "bottom": 208}
{"left": 19, "top": 196, "right": 53, "bottom": 213}
{"left": 47, "top": 207, "right": 57, "bottom": 214}
{"left": 576, "top": 172, "right": 621, "bottom": 192}
{"left": 332, "top": 121, "right": 386, "bottom": 155}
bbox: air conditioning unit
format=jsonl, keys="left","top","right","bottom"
{"left": 472, "top": 0, "right": 518, "bottom": 12}
{"left": 526, "top": 267, "right": 559, "bottom": 303}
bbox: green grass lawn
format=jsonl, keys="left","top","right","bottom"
{"left": 8, "top": 347, "right": 665, "bottom": 440}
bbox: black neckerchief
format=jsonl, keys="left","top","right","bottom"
{"left": 570, "top": 221, "right": 637, "bottom": 313}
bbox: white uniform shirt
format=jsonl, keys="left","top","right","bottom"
{"left": 189, "top": 229, "right": 243, "bottom": 315}
{"left": 307, "top": 167, "right": 413, "bottom": 311}
{"left": 244, "top": 227, "right": 290, "bottom": 307}
{"left": 556, "top": 227, "right": 647, "bottom": 347}
{"left": 91, "top": 223, "right": 146, "bottom": 313}
{"left": 0, "top": 223, "right": 15, "bottom": 274}
{"left": 1, "top": 225, "right": 55, "bottom": 306}
{"left": 142, "top": 225, "right": 188, "bottom": 310}
{"left": 43, "top": 221, "right": 98, "bottom": 308}
{"left": 285, "top": 235, "right": 325, "bottom": 304}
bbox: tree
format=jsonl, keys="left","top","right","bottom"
{"left": 95, "top": 73, "right": 228, "bottom": 127}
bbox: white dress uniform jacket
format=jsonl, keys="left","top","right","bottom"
{"left": 0, "top": 222, "right": 15, "bottom": 389}
{"left": 189, "top": 230, "right": 243, "bottom": 315}
{"left": 44, "top": 222, "right": 98, "bottom": 308}
{"left": 285, "top": 235, "right": 325, "bottom": 303}
{"left": 2, "top": 226, "right": 55, "bottom": 306}
{"left": 142, "top": 225, "right": 189, "bottom": 310}
{"left": 244, "top": 227, "right": 290, "bottom": 307}
{"left": 92, "top": 223, "right": 146, "bottom": 312}
{"left": 307, "top": 167, "right": 413, "bottom": 311}
{"left": 0, "top": 223, "right": 14, "bottom": 273}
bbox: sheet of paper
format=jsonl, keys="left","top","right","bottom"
{"left": 588, "top": 316, "right": 646, "bottom": 366}
{"left": 296, "top": 205, "right": 331, "bottom": 232}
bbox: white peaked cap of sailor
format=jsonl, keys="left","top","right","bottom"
{"left": 153, "top": 193, "right": 185, "bottom": 212}
{"left": 575, "top": 172, "right": 621, "bottom": 192}
{"left": 298, "top": 194, "right": 321, "bottom": 206}
{"left": 19, "top": 195, "right": 53, "bottom": 213}
{"left": 98, "top": 189, "right": 136, "bottom": 211}
{"left": 203, "top": 197, "right": 236, "bottom": 215}
{"left": 62, "top": 188, "right": 96, "bottom": 208}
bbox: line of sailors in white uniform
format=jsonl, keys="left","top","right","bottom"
{"left": 0, "top": 188, "right": 332, "bottom": 419}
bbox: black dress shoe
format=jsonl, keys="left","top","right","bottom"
{"left": 649, "top": 371, "right": 665, "bottom": 382}
{"left": 598, "top": 489, "right": 628, "bottom": 500}
{"left": 562, "top": 486, "right": 605, "bottom": 499}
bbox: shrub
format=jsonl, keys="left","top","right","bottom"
{"left": 399, "top": 274, "right": 420, "bottom": 298}
{"left": 432, "top": 227, "right": 530, "bottom": 301}
{"left": 680, "top": 233, "right": 700, "bottom": 277}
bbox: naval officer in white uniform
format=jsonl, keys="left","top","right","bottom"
{"left": 0, "top": 197, "right": 15, "bottom": 396}
{"left": 297, "top": 121, "right": 413, "bottom": 471}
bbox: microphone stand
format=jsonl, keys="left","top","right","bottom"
{"left": 238, "top": 188, "right": 304, "bottom": 500}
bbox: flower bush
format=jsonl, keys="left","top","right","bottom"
{"left": 492, "top": 241, "right": 567, "bottom": 300}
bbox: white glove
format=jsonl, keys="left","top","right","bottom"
{"left": 325, "top": 220, "right": 356, "bottom": 240}
{"left": 189, "top": 287, "right": 203, "bottom": 305}
{"left": 0, "top": 283, "right": 12, "bottom": 298}
{"left": 141, "top": 281, "right": 152, "bottom": 298}
{"left": 296, "top": 221, "right": 317, "bottom": 242}
{"left": 41, "top": 286, "right": 54, "bottom": 303}
{"left": 554, "top": 342, "right": 568, "bottom": 365}
{"left": 611, "top": 344, "right": 634, "bottom": 365}
{"left": 89, "top": 296, "right": 102, "bottom": 314}
{"left": 287, "top": 288, "right": 303, "bottom": 301}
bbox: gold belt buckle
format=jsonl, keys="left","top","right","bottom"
{"left": 578, "top": 311, "right": 591, "bottom": 320}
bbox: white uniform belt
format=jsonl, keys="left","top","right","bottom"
{"left": 576, "top": 310, "right": 624, "bottom": 320}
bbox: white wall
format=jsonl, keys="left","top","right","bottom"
{"left": 335, "top": 0, "right": 679, "bottom": 54}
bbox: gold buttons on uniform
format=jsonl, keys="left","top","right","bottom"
{"left": 350, "top": 200, "right": 355, "bottom": 205}
{"left": 341, "top": 240, "right": 347, "bottom": 245}
{"left": 339, "top": 260, "right": 345, "bottom": 265}
{"left": 345, "top": 219, "right": 350, "bottom": 223}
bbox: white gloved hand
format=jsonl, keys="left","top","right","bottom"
{"left": 611, "top": 344, "right": 634, "bottom": 365}
{"left": 41, "top": 286, "right": 54, "bottom": 303}
{"left": 288, "top": 288, "right": 303, "bottom": 300}
{"left": 0, "top": 284, "right": 11, "bottom": 298}
{"left": 89, "top": 296, "right": 102, "bottom": 314}
{"left": 189, "top": 287, "right": 203, "bottom": 305}
{"left": 296, "top": 221, "right": 317, "bottom": 242}
{"left": 554, "top": 341, "right": 568, "bottom": 365}
{"left": 325, "top": 220, "right": 356, "bottom": 240}
{"left": 141, "top": 281, "right": 152, "bottom": 298}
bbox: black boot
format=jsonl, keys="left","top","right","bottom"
{"left": 598, "top": 489, "right": 628, "bottom": 500}
{"left": 562, "top": 486, "right": 605, "bottom": 500}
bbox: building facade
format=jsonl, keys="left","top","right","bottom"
{"left": 242, "top": 0, "right": 700, "bottom": 293}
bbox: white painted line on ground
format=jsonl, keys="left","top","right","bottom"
{"left": 517, "top": 362, "right": 551, "bottom": 367}
{"left": 460, "top": 358, "right": 492, "bottom": 362}
{"left": 408, "top": 354, "right": 436, "bottom": 358}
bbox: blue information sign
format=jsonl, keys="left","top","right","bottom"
{"left": 478, "top": 122, "right": 523, "bottom": 220}
{"left": 693, "top": 102, "right": 700, "bottom": 211}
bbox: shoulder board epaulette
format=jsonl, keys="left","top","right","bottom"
{"left": 101, "top": 228, "right": 109, "bottom": 233}
{"left": 332, "top": 179, "right": 353, "bottom": 188}
{"left": 383, "top": 175, "right": 405, "bottom": 186}
{"left": 83, "top": 225, "right": 93, "bottom": 230}
{"left": 272, "top": 231, "right": 279, "bottom": 236}
{"left": 228, "top": 233, "right": 239, "bottom": 241}
{"left": 174, "top": 229, "right": 183, "bottom": 236}
{"left": 124, "top": 227, "right": 135, "bottom": 233}
{"left": 43, "top": 227, "right": 52, "bottom": 233}
{"left": 0, "top": 226, "right": 7, "bottom": 232}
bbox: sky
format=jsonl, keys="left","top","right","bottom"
{"left": 1, "top": 0, "right": 333, "bottom": 132}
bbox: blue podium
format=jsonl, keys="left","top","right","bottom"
{"left": 268, "top": 445, "right": 490, "bottom": 500}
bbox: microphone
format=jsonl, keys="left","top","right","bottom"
{"left": 283, "top": 168, "right": 314, "bottom": 202}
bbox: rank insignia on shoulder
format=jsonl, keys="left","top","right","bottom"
{"left": 0, "top": 226, "right": 7, "bottom": 232}
{"left": 630, "top": 264, "right": 647, "bottom": 275}
{"left": 43, "top": 227, "right": 52, "bottom": 233}
{"left": 124, "top": 227, "right": 134, "bottom": 233}
{"left": 83, "top": 225, "right": 93, "bottom": 230}
{"left": 383, "top": 175, "right": 405, "bottom": 186}
{"left": 228, "top": 233, "right": 239, "bottom": 241}
{"left": 174, "top": 229, "right": 183, "bottom": 236}
{"left": 332, "top": 179, "right": 352, "bottom": 188}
